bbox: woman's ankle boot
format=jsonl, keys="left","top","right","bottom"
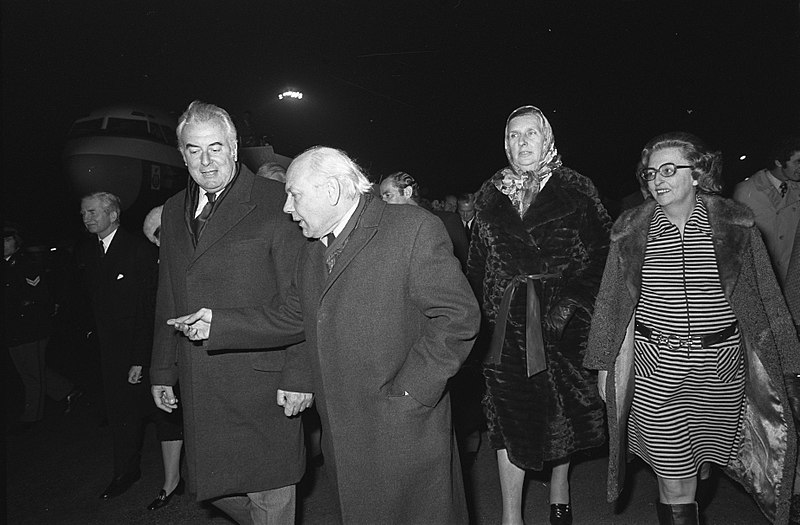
{"left": 656, "top": 501, "right": 698, "bottom": 525}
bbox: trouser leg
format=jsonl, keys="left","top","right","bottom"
{"left": 212, "top": 495, "right": 254, "bottom": 525}
{"left": 247, "top": 485, "right": 296, "bottom": 525}
{"left": 45, "top": 366, "right": 73, "bottom": 401}
{"left": 8, "top": 339, "right": 47, "bottom": 422}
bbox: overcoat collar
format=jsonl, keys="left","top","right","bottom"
{"left": 183, "top": 165, "right": 257, "bottom": 263}
{"left": 612, "top": 194, "right": 755, "bottom": 302}
{"left": 477, "top": 167, "right": 578, "bottom": 247}
{"left": 319, "top": 194, "right": 379, "bottom": 300}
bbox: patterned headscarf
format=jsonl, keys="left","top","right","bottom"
{"left": 494, "top": 105, "right": 562, "bottom": 216}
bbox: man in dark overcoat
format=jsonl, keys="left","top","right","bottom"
{"left": 149, "top": 101, "right": 309, "bottom": 524}
{"left": 170, "top": 146, "right": 481, "bottom": 524}
{"left": 74, "top": 191, "right": 158, "bottom": 499}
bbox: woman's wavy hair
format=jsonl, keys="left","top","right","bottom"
{"left": 637, "top": 132, "right": 723, "bottom": 195}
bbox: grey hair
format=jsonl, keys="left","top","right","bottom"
{"left": 83, "top": 191, "right": 122, "bottom": 223}
{"left": 176, "top": 100, "right": 237, "bottom": 150}
{"left": 294, "top": 146, "right": 373, "bottom": 199}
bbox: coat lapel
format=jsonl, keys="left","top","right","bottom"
{"left": 613, "top": 200, "right": 655, "bottom": 303}
{"left": 320, "top": 196, "right": 380, "bottom": 300}
{"left": 703, "top": 194, "right": 753, "bottom": 299}
{"left": 191, "top": 168, "right": 257, "bottom": 263}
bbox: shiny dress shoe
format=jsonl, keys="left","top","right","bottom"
{"left": 147, "top": 478, "right": 184, "bottom": 510}
{"left": 99, "top": 469, "right": 141, "bottom": 499}
{"left": 64, "top": 388, "right": 84, "bottom": 414}
{"left": 550, "top": 503, "right": 573, "bottom": 525}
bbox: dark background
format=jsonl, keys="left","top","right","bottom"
{"left": 3, "top": 0, "right": 799, "bottom": 243}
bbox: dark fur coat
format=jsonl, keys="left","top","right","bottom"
{"left": 585, "top": 195, "right": 800, "bottom": 525}
{"left": 467, "top": 166, "right": 612, "bottom": 469}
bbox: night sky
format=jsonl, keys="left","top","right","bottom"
{"left": 3, "top": 0, "right": 799, "bottom": 242}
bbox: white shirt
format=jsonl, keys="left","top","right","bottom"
{"left": 99, "top": 227, "right": 119, "bottom": 253}
{"left": 322, "top": 199, "right": 360, "bottom": 246}
{"left": 194, "top": 189, "right": 225, "bottom": 218}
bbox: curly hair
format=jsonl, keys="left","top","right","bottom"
{"left": 637, "top": 131, "right": 723, "bottom": 195}
{"left": 380, "top": 171, "right": 419, "bottom": 202}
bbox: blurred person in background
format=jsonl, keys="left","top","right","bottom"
{"left": 4, "top": 224, "right": 81, "bottom": 434}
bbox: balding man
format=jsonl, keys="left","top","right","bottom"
{"left": 170, "top": 146, "right": 480, "bottom": 524}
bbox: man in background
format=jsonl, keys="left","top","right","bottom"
{"left": 74, "top": 192, "right": 158, "bottom": 499}
{"left": 733, "top": 136, "right": 800, "bottom": 286}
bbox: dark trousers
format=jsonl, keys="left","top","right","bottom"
{"left": 8, "top": 338, "right": 73, "bottom": 422}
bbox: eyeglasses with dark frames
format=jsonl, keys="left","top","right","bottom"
{"left": 640, "top": 163, "right": 694, "bottom": 181}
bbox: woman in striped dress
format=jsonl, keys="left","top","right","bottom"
{"left": 585, "top": 132, "right": 800, "bottom": 525}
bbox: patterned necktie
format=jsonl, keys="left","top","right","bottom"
{"left": 193, "top": 192, "right": 217, "bottom": 239}
{"left": 324, "top": 232, "right": 337, "bottom": 273}
{"left": 780, "top": 181, "right": 788, "bottom": 198}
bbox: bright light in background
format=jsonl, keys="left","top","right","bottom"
{"left": 278, "top": 90, "right": 303, "bottom": 100}
{"left": 739, "top": 155, "right": 747, "bottom": 161}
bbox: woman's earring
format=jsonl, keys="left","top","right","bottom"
{"left": 692, "top": 180, "right": 698, "bottom": 186}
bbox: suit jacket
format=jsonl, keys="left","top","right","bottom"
{"left": 210, "top": 194, "right": 481, "bottom": 524}
{"left": 72, "top": 227, "right": 158, "bottom": 415}
{"left": 73, "top": 227, "right": 157, "bottom": 370}
{"left": 150, "top": 167, "right": 309, "bottom": 500}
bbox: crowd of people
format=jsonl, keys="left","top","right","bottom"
{"left": 5, "top": 100, "right": 800, "bottom": 525}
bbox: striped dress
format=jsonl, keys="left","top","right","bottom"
{"left": 629, "top": 198, "right": 745, "bottom": 479}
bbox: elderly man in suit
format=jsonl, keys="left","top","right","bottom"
{"left": 74, "top": 191, "right": 158, "bottom": 499}
{"left": 149, "top": 101, "right": 309, "bottom": 525}
{"left": 170, "top": 146, "right": 481, "bottom": 524}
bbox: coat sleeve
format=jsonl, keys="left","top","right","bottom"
{"left": 206, "top": 277, "right": 306, "bottom": 351}
{"left": 131, "top": 240, "right": 158, "bottom": 367}
{"left": 269, "top": 216, "right": 314, "bottom": 393}
{"left": 556, "top": 180, "right": 612, "bottom": 314}
{"left": 150, "top": 210, "right": 180, "bottom": 386}
{"left": 584, "top": 239, "right": 627, "bottom": 371}
{"left": 748, "top": 228, "right": 800, "bottom": 374}
{"left": 393, "top": 214, "right": 481, "bottom": 407}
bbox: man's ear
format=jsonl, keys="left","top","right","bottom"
{"left": 231, "top": 142, "right": 239, "bottom": 163}
{"left": 326, "top": 177, "right": 342, "bottom": 206}
{"left": 403, "top": 186, "right": 413, "bottom": 199}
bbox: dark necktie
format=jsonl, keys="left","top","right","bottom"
{"left": 193, "top": 192, "right": 217, "bottom": 239}
{"left": 780, "top": 181, "right": 788, "bottom": 198}
{"left": 324, "top": 232, "right": 337, "bottom": 273}
{"left": 98, "top": 238, "right": 105, "bottom": 259}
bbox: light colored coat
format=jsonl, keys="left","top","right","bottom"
{"left": 584, "top": 195, "right": 800, "bottom": 525}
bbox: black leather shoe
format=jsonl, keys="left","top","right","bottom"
{"left": 550, "top": 503, "right": 573, "bottom": 525}
{"left": 99, "top": 469, "right": 141, "bottom": 500}
{"left": 64, "top": 388, "right": 84, "bottom": 414}
{"left": 147, "top": 478, "right": 184, "bottom": 510}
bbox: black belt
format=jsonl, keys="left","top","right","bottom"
{"left": 634, "top": 321, "right": 738, "bottom": 349}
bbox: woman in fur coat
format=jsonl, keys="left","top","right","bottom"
{"left": 585, "top": 132, "right": 800, "bottom": 525}
{"left": 467, "top": 106, "right": 611, "bottom": 525}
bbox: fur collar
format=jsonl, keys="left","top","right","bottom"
{"left": 612, "top": 194, "right": 755, "bottom": 299}
{"left": 475, "top": 166, "right": 586, "bottom": 247}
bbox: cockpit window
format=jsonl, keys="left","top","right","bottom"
{"left": 67, "top": 118, "right": 103, "bottom": 138}
{"left": 106, "top": 118, "right": 149, "bottom": 136}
